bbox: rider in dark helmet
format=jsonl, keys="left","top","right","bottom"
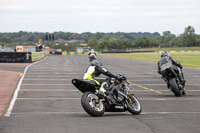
{"left": 157, "top": 51, "right": 186, "bottom": 94}
{"left": 83, "top": 57, "right": 122, "bottom": 96}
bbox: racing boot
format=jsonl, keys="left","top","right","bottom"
{"left": 99, "top": 82, "right": 108, "bottom": 96}
{"left": 179, "top": 73, "right": 186, "bottom": 86}
{"left": 182, "top": 89, "right": 186, "bottom": 95}
{"left": 182, "top": 86, "right": 186, "bottom": 95}
{"left": 163, "top": 77, "right": 170, "bottom": 89}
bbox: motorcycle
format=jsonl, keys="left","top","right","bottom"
{"left": 71, "top": 76, "right": 142, "bottom": 117}
{"left": 160, "top": 62, "right": 185, "bottom": 97}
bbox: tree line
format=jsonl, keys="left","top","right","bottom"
{"left": 0, "top": 26, "right": 199, "bottom": 51}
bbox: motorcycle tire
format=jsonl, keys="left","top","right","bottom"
{"left": 81, "top": 91, "right": 105, "bottom": 117}
{"left": 126, "top": 94, "right": 142, "bottom": 115}
{"left": 169, "top": 78, "right": 182, "bottom": 97}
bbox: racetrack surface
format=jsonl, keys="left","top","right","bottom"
{"left": 0, "top": 55, "right": 200, "bottom": 133}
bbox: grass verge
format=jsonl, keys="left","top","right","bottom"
{"left": 102, "top": 52, "right": 200, "bottom": 68}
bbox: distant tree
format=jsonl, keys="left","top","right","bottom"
{"left": 181, "top": 26, "right": 197, "bottom": 46}
{"left": 88, "top": 38, "right": 98, "bottom": 49}
{"left": 150, "top": 39, "right": 161, "bottom": 47}
{"left": 69, "top": 33, "right": 80, "bottom": 40}
{"left": 80, "top": 33, "right": 89, "bottom": 42}
{"left": 108, "top": 38, "right": 118, "bottom": 50}
{"left": 134, "top": 36, "right": 151, "bottom": 48}
{"left": 196, "top": 34, "right": 200, "bottom": 46}
{"left": 162, "top": 31, "right": 171, "bottom": 36}
{"left": 0, "top": 37, "right": 12, "bottom": 43}
{"left": 97, "top": 39, "right": 108, "bottom": 50}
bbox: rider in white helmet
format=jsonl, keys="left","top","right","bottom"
{"left": 88, "top": 49, "right": 97, "bottom": 62}
{"left": 84, "top": 53, "right": 122, "bottom": 96}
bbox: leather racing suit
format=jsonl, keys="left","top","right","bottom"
{"left": 158, "top": 56, "right": 185, "bottom": 86}
{"left": 83, "top": 59, "right": 118, "bottom": 85}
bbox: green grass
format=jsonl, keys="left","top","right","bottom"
{"left": 131, "top": 47, "right": 200, "bottom": 52}
{"left": 103, "top": 52, "right": 200, "bottom": 68}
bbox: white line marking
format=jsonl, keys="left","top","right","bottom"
{"left": 131, "top": 90, "right": 200, "bottom": 92}
{"left": 19, "top": 89, "right": 200, "bottom": 92}
{"left": 5, "top": 57, "right": 48, "bottom": 117}
{"left": 121, "top": 73, "right": 156, "bottom": 75}
{"left": 24, "top": 79, "right": 162, "bottom": 81}
{"left": 11, "top": 112, "right": 85, "bottom": 115}
{"left": 24, "top": 76, "right": 81, "bottom": 77}
{"left": 17, "top": 98, "right": 80, "bottom": 100}
{"left": 26, "top": 73, "right": 79, "bottom": 75}
{"left": 23, "top": 79, "right": 72, "bottom": 80}
{"left": 29, "top": 68, "right": 72, "bottom": 70}
{"left": 15, "top": 97, "right": 200, "bottom": 101}
{"left": 193, "top": 76, "right": 200, "bottom": 77}
{"left": 21, "top": 84, "right": 72, "bottom": 85}
{"left": 134, "top": 84, "right": 200, "bottom": 85}
{"left": 21, "top": 82, "right": 200, "bottom": 86}
{"left": 9, "top": 111, "right": 200, "bottom": 115}
{"left": 139, "top": 98, "right": 200, "bottom": 101}
{"left": 141, "top": 112, "right": 200, "bottom": 114}
{"left": 20, "top": 89, "right": 78, "bottom": 91}
{"left": 156, "top": 99, "right": 167, "bottom": 100}
{"left": 130, "top": 79, "right": 163, "bottom": 81}
{"left": 28, "top": 69, "right": 72, "bottom": 71}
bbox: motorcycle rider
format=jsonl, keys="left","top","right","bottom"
{"left": 88, "top": 49, "right": 97, "bottom": 62}
{"left": 83, "top": 53, "right": 122, "bottom": 96}
{"left": 157, "top": 51, "right": 186, "bottom": 94}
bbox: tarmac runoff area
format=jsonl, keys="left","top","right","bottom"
{"left": 0, "top": 63, "right": 30, "bottom": 116}
{"left": 0, "top": 55, "right": 200, "bottom": 133}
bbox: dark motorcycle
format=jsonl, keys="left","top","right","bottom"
{"left": 72, "top": 76, "right": 142, "bottom": 117}
{"left": 160, "top": 63, "right": 185, "bottom": 97}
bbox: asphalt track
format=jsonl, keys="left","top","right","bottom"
{"left": 0, "top": 55, "right": 200, "bottom": 133}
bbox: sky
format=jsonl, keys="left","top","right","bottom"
{"left": 0, "top": 0, "right": 200, "bottom": 35}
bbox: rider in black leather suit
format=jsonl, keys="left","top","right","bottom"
{"left": 157, "top": 51, "right": 186, "bottom": 93}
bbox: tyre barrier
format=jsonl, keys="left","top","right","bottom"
{"left": 0, "top": 51, "right": 49, "bottom": 63}
{"left": 62, "top": 51, "right": 102, "bottom": 56}
{"left": 0, "top": 52, "right": 32, "bottom": 63}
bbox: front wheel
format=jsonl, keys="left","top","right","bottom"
{"left": 126, "top": 94, "right": 142, "bottom": 115}
{"left": 81, "top": 92, "right": 105, "bottom": 117}
{"left": 169, "top": 78, "right": 182, "bottom": 97}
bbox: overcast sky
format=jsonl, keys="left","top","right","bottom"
{"left": 0, "top": 0, "right": 200, "bottom": 35}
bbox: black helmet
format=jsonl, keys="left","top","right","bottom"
{"left": 91, "top": 59, "right": 102, "bottom": 66}
{"left": 161, "top": 51, "right": 168, "bottom": 57}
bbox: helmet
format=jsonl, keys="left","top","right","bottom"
{"left": 161, "top": 51, "right": 168, "bottom": 57}
{"left": 91, "top": 59, "right": 102, "bottom": 66}
{"left": 91, "top": 49, "right": 95, "bottom": 52}
{"left": 88, "top": 49, "right": 96, "bottom": 61}
{"left": 89, "top": 53, "right": 96, "bottom": 59}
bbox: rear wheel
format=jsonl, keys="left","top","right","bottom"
{"left": 81, "top": 92, "right": 105, "bottom": 117}
{"left": 169, "top": 78, "right": 182, "bottom": 97}
{"left": 126, "top": 94, "right": 142, "bottom": 115}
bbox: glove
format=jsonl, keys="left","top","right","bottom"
{"left": 117, "top": 75, "right": 126, "bottom": 81}
{"left": 179, "top": 65, "right": 183, "bottom": 69}
{"left": 157, "top": 70, "right": 161, "bottom": 74}
{"left": 117, "top": 75, "right": 122, "bottom": 80}
{"left": 177, "top": 62, "right": 183, "bottom": 69}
